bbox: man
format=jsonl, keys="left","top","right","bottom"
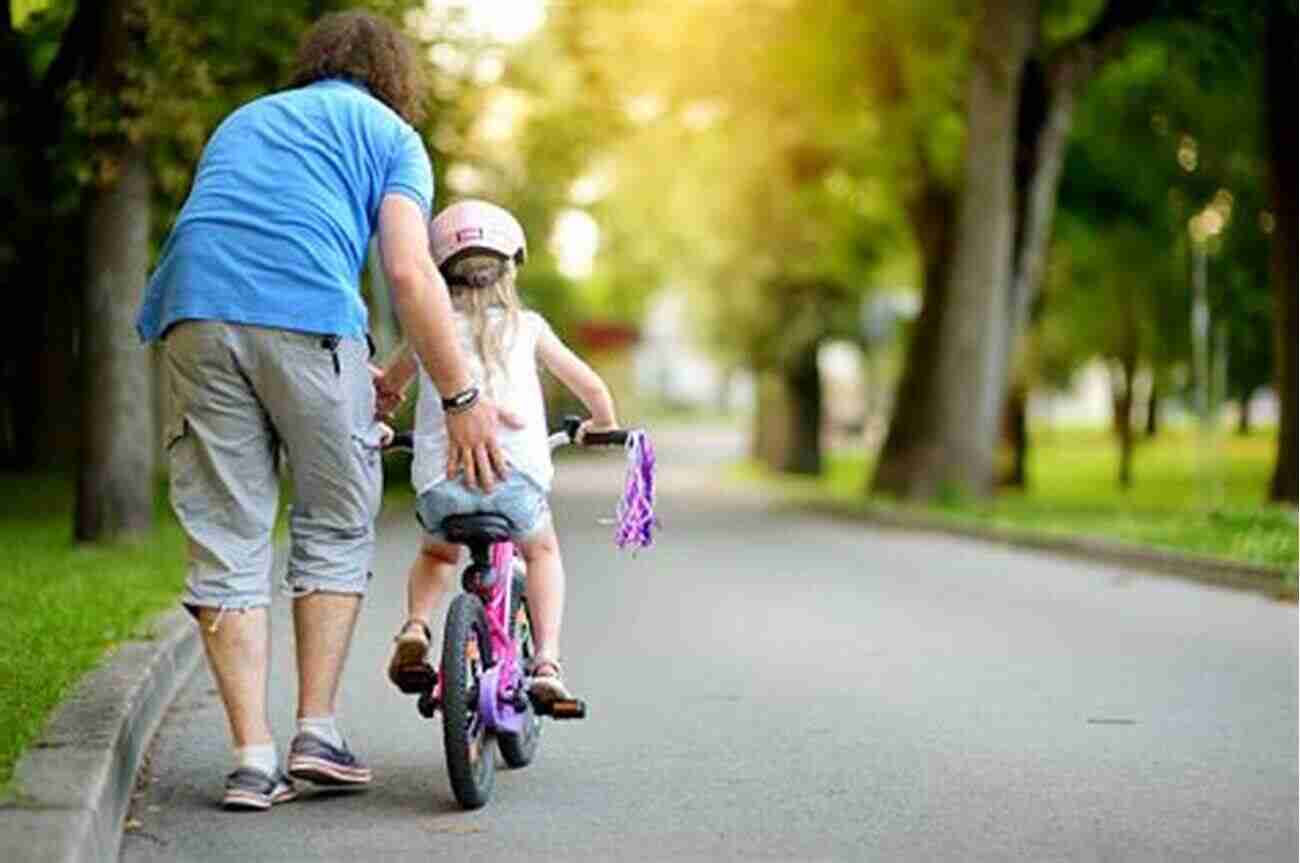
{"left": 135, "top": 11, "right": 512, "bottom": 810}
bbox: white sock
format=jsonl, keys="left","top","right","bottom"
{"left": 298, "top": 715, "right": 343, "bottom": 749}
{"left": 234, "top": 743, "right": 277, "bottom": 776}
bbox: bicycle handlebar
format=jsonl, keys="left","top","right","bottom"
{"left": 384, "top": 417, "right": 631, "bottom": 452}
{"left": 558, "top": 415, "right": 629, "bottom": 447}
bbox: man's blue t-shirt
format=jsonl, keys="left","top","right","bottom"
{"left": 136, "top": 79, "right": 433, "bottom": 342}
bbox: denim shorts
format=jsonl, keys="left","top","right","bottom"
{"left": 415, "top": 471, "right": 550, "bottom": 542}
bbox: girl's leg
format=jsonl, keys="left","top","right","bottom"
{"left": 517, "top": 523, "right": 565, "bottom": 662}
{"left": 388, "top": 540, "right": 460, "bottom": 686}
{"left": 406, "top": 539, "right": 461, "bottom": 627}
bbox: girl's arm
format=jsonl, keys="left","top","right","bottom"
{"left": 374, "top": 344, "right": 417, "bottom": 418}
{"left": 379, "top": 343, "right": 418, "bottom": 390}
{"left": 536, "top": 325, "right": 618, "bottom": 432}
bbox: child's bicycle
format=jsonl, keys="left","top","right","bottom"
{"left": 385, "top": 417, "right": 646, "bottom": 809}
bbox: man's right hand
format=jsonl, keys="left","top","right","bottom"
{"left": 445, "top": 399, "right": 525, "bottom": 492}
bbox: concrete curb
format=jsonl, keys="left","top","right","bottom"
{"left": 0, "top": 608, "right": 201, "bottom": 863}
{"left": 801, "top": 500, "right": 1297, "bottom": 601}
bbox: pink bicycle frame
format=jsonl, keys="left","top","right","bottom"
{"left": 435, "top": 540, "right": 527, "bottom": 735}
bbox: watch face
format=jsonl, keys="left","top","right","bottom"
{"left": 444, "top": 386, "right": 479, "bottom": 411}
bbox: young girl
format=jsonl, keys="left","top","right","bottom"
{"left": 379, "top": 199, "right": 618, "bottom": 704}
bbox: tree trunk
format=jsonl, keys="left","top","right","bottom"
{"left": 992, "top": 6, "right": 1154, "bottom": 499}
{"left": 920, "top": 0, "right": 1038, "bottom": 498}
{"left": 781, "top": 343, "right": 823, "bottom": 476}
{"left": 870, "top": 183, "right": 955, "bottom": 497}
{"left": 1111, "top": 355, "right": 1137, "bottom": 490}
{"left": 76, "top": 143, "right": 155, "bottom": 539}
{"left": 753, "top": 371, "right": 788, "bottom": 467}
{"left": 1146, "top": 376, "right": 1159, "bottom": 438}
{"left": 753, "top": 345, "right": 822, "bottom": 476}
{"left": 3, "top": 93, "right": 61, "bottom": 470}
{"left": 990, "top": 39, "right": 1091, "bottom": 495}
{"left": 998, "top": 381, "right": 1030, "bottom": 488}
{"left": 1237, "top": 390, "right": 1253, "bottom": 436}
{"left": 1266, "top": 1, "right": 1297, "bottom": 504}
{"left": 1005, "top": 57, "right": 1082, "bottom": 365}
{"left": 75, "top": 0, "right": 155, "bottom": 540}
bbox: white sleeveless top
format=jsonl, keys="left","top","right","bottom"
{"left": 412, "top": 309, "right": 554, "bottom": 494}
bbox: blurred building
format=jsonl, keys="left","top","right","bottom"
{"left": 634, "top": 290, "right": 753, "bottom": 412}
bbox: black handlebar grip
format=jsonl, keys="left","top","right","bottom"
{"left": 555, "top": 416, "right": 630, "bottom": 446}
{"left": 582, "top": 429, "right": 629, "bottom": 447}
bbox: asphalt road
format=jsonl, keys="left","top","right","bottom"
{"left": 122, "top": 426, "right": 1298, "bottom": 862}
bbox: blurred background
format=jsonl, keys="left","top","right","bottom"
{"left": 0, "top": 0, "right": 1295, "bottom": 562}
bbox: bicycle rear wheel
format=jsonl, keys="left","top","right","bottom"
{"left": 498, "top": 569, "right": 542, "bottom": 768}
{"left": 441, "top": 593, "right": 495, "bottom": 809}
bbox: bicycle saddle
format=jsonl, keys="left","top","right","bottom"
{"left": 442, "top": 513, "right": 514, "bottom": 545}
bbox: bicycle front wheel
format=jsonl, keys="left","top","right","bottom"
{"left": 441, "top": 593, "right": 495, "bottom": 809}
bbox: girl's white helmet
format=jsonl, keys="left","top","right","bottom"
{"left": 429, "top": 199, "right": 527, "bottom": 271}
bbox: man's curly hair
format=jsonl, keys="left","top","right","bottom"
{"left": 290, "top": 11, "right": 426, "bottom": 126}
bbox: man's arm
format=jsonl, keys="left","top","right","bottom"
{"left": 376, "top": 194, "right": 517, "bottom": 490}
{"left": 377, "top": 195, "right": 472, "bottom": 397}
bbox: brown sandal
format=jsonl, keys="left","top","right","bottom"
{"left": 388, "top": 620, "right": 435, "bottom": 693}
{"left": 528, "top": 657, "right": 572, "bottom": 704}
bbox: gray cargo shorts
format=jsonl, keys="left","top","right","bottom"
{"left": 163, "top": 321, "right": 383, "bottom": 615}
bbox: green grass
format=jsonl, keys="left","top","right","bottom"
{"left": 738, "top": 428, "right": 1298, "bottom": 576}
{"left": 0, "top": 474, "right": 188, "bottom": 794}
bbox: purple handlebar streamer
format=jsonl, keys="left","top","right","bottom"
{"left": 614, "top": 430, "right": 657, "bottom": 550}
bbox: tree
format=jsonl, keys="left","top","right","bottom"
{"left": 1, "top": 0, "right": 88, "bottom": 470}
{"left": 1035, "top": 13, "right": 1277, "bottom": 489}
{"left": 871, "top": 0, "right": 1215, "bottom": 499}
{"left": 885, "top": 0, "right": 1039, "bottom": 498}
{"left": 1264, "top": 0, "right": 1297, "bottom": 503}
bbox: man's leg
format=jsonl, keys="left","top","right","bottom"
{"left": 163, "top": 322, "right": 290, "bottom": 809}
{"left": 293, "top": 591, "right": 362, "bottom": 719}
{"left": 197, "top": 607, "right": 273, "bottom": 747}
{"left": 253, "top": 330, "right": 380, "bottom": 786}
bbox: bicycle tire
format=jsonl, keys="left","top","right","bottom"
{"left": 498, "top": 569, "right": 542, "bottom": 768}
{"left": 441, "top": 593, "right": 495, "bottom": 809}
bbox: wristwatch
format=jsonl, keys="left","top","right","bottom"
{"left": 441, "top": 385, "right": 480, "bottom": 415}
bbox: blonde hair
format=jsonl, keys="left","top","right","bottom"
{"left": 446, "top": 255, "right": 522, "bottom": 396}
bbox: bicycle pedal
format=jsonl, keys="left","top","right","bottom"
{"left": 393, "top": 664, "right": 438, "bottom": 695}
{"left": 547, "top": 699, "right": 587, "bottom": 720}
